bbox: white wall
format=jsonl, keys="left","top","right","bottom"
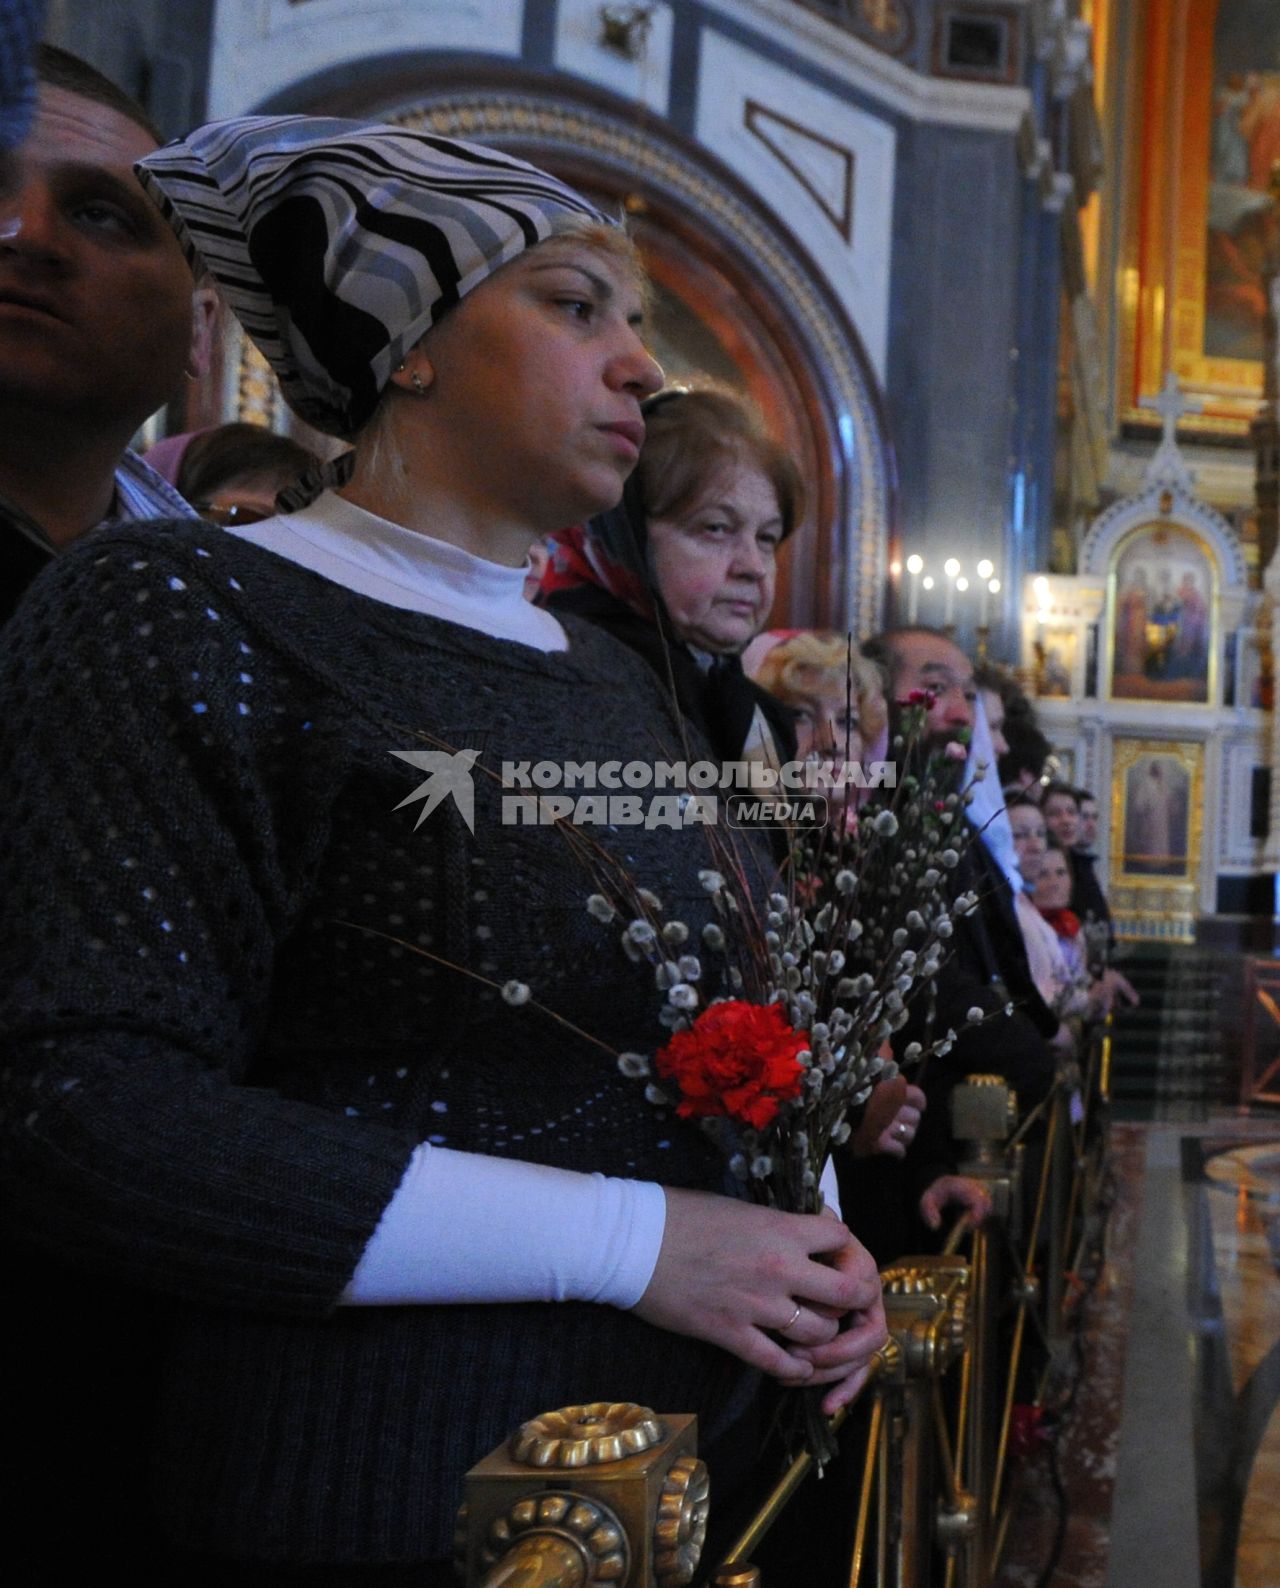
{"left": 694, "top": 28, "right": 896, "bottom": 382}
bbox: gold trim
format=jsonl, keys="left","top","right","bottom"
{"left": 1122, "top": 0, "right": 1270, "bottom": 430}
{"left": 1108, "top": 736, "right": 1204, "bottom": 936}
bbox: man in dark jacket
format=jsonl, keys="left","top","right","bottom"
{"left": 869, "top": 628, "right": 1060, "bottom": 1094}
{"left": 843, "top": 630, "right": 1056, "bottom": 1257}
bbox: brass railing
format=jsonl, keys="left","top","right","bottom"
{"left": 455, "top": 1021, "right": 1113, "bottom": 1587}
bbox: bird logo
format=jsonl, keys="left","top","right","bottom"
{"left": 390, "top": 748, "right": 480, "bottom": 833}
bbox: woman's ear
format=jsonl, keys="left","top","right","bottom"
{"left": 389, "top": 350, "right": 435, "bottom": 396}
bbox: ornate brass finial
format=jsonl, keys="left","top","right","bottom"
{"left": 872, "top": 1334, "right": 905, "bottom": 1384}
{"left": 946, "top": 1287, "right": 970, "bottom": 1355}
{"left": 653, "top": 1455, "right": 710, "bottom": 1586}
{"left": 511, "top": 1403, "right": 663, "bottom": 1469}
{"left": 479, "top": 1492, "right": 629, "bottom": 1580}
{"left": 881, "top": 1257, "right": 971, "bottom": 1375}
{"left": 882, "top": 1262, "right": 944, "bottom": 1296}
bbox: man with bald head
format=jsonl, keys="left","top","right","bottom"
{"left": 869, "top": 626, "right": 1060, "bottom": 1103}
{"left": 0, "top": 45, "right": 215, "bottom": 623}
{"left": 868, "top": 625, "right": 977, "bottom": 750}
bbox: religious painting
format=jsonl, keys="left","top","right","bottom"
{"left": 1107, "top": 525, "right": 1215, "bottom": 704}
{"left": 1032, "top": 626, "right": 1076, "bottom": 698}
{"left": 1238, "top": 633, "right": 1274, "bottom": 711}
{"left": 1111, "top": 739, "right": 1204, "bottom": 886}
{"left": 1124, "top": 0, "right": 1277, "bottom": 429}
{"left": 1205, "top": 0, "right": 1280, "bottom": 363}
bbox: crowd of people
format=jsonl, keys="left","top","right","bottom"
{"left": 0, "top": 47, "right": 1130, "bottom": 1585}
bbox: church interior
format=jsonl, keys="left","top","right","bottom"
{"left": 19, "top": 1, "right": 1280, "bottom": 1584}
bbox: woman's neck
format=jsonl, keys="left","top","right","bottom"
{"left": 336, "top": 474, "right": 536, "bottom": 567}
{"left": 337, "top": 414, "right": 538, "bottom": 567}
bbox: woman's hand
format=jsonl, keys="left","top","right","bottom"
{"left": 852, "top": 1076, "right": 926, "bottom": 1159}
{"left": 1096, "top": 967, "right": 1139, "bottom": 1012}
{"left": 788, "top": 1224, "right": 891, "bottom": 1415}
{"left": 919, "top": 1174, "right": 992, "bottom": 1232}
{"left": 633, "top": 1189, "right": 886, "bottom": 1399}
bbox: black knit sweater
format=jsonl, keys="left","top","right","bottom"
{"left": 0, "top": 523, "right": 756, "bottom": 1564}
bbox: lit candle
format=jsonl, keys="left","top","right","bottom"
{"left": 982, "top": 577, "right": 1000, "bottom": 626}
{"left": 943, "top": 559, "right": 961, "bottom": 625}
{"left": 976, "top": 560, "right": 994, "bottom": 625}
{"left": 906, "top": 554, "right": 923, "bottom": 623}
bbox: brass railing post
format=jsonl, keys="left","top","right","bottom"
{"left": 453, "top": 1056, "right": 1111, "bottom": 1588}
{"left": 949, "top": 1075, "right": 1018, "bottom": 1588}
{"left": 454, "top": 1402, "right": 709, "bottom": 1587}
{"left": 878, "top": 1256, "right": 972, "bottom": 1588}
{"left": 848, "top": 1343, "right": 899, "bottom": 1587}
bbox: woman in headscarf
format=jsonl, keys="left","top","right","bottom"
{"left": 0, "top": 117, "right": 884, "bottom": 1580}
{"left": 542, "top": 385, "right": 804, "bottom": 769}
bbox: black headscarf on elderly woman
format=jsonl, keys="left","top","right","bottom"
{"left": 541, "top": 389, "right": 803, "bottom": 766}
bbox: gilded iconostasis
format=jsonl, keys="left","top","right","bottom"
{"left": 1113, "top": 0, "right": 1279, "bottom": 432}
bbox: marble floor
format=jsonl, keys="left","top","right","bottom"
{"left": 996, "top": 1115, "right": 1280, "bottom": 1588}
{"left": 1197, "top": 1135, "right": 1280, "bottom": 1587}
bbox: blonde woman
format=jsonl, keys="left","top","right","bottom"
{"left": 750, "top": 629, "right": 888, "bottom": 776}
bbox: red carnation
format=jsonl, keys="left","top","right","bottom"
{"left": 655, "top": 1000, "right": 807, "bottom": 1131}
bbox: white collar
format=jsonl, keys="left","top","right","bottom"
{"left": 227, "top": 490, "right": 567, "bottom": 651}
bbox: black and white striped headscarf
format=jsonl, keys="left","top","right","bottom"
{"left": 136, "top": 115, "right": 610, "bottom": 438}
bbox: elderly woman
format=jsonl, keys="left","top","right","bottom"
{"left": 0, "top": 118, "right": 884, "bottom": 1579}
{"left": 542, "top": 385, "right": 803, "bottom": 766}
